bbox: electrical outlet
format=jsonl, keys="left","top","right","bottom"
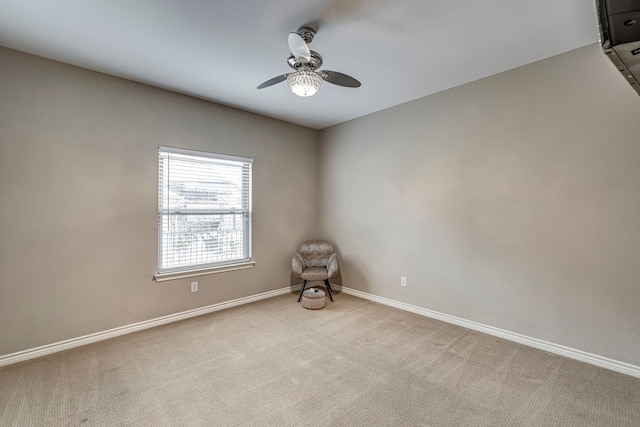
{"left": 191, "top": 281, "right": 198, "bottom": 292}
{"left": 401, "top": 276, "right": 407, "bottom": 287}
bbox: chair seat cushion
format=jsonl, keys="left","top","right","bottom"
{"left": 301, "top": 267, "right": 329, "bottom": 281}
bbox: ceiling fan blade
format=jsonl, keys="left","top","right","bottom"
{"left": 288, "top": 32, "right": 311, "bottom": 61}
{"left": 322, "top": 71, "right": 361, "bottom": 88}
{"left": 257, "top": 74, "right": 289, "bottom": 89}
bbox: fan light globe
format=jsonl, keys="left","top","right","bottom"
{"left": 287, "top": 71, "right": 323, "bottom": 97}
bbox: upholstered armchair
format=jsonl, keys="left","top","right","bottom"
{"left": 292, "top": 239, "right": 339, "bottom": 302}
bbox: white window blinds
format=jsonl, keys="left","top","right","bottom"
{"left": 158, "top": 146, "right": 253, "bottom": 274}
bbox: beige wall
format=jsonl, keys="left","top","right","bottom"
{"left": 3, "top": 42, "right": 640, "bottom": 368}
{"left": 319, "top": 44, "right": 640, "bottom": 366}
{"left": 0, "top": 47, "right": 318, "bottom": 356}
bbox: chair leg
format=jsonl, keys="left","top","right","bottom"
{"left": 297, "top": 280, "right": 307, "bottom": 302}
{"left": 324, "top": 279, "right": 334, "bottom": 302}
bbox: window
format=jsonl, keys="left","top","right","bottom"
{"left": 156, "top": 146, "right": 253, "bottom": 280}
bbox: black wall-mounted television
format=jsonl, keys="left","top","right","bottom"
{"left": 597, "top": 0, "right": 640, "bottom": 95}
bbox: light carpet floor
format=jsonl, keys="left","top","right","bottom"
{"left": 1, "top": 291, "right": 639, "bottom": 426}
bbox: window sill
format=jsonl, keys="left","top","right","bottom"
{"left": 154, "top": 261, "right": 256, "bottom": 282}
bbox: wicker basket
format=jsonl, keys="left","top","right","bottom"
{"left": 301, "top": 288, "right": 326, "bottom": 310}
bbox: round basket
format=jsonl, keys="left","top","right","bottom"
{"left": 301, "top": 287, "right": 326, "bottom": 310}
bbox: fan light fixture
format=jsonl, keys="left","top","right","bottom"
{"left": 257, "top": 26, "right": 361, "bottom": 96}
{"left": 287, "top": 70, "right": 323, "bottom": 97}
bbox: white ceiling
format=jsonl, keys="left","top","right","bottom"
{"left": 0, "top": 0, "right": 600, "bottom": 129}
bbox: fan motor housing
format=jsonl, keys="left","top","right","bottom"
{"left": 287, "top": 51, "right": 323, "bottom": 71}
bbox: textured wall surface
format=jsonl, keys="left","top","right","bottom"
{"left": 0, "top": 47, "right": 318, "bottom": 356}
{"left": 319, "top": 44, "right": 640, "bottom": 366}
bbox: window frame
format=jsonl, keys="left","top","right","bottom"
{"left": 154, "top": 146, "right": 254, "bottom": 282}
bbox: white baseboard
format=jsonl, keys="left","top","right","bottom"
{"left": 5, "top": 285, "right": 639, "bottom": 379}
{"left": 0, "top": 287, "right": 293, "bottom": 367}
{"left": 341, "top": 287, "right": 640, "bottom": 379}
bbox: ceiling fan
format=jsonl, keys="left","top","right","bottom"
{"left": 257, "top": 26, "right": 361, "bottom": 97}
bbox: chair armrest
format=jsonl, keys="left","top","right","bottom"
{"left": 292, "top": 253, "right": 305, "bottom": 276}
{"left": 327, "top": 253, "right": 339, "bottom": 278}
